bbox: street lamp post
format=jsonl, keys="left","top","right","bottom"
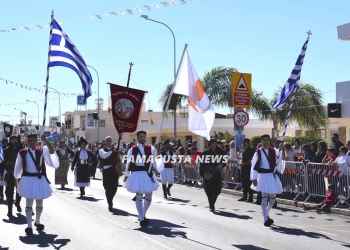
{"left": 44, "top": 86, "right": 61, "bottom": 138}
{"left": 141, "top": 15, "right": 177, "bottom": 142}
{"left": 27, "top": 100, "right": 39, "bottom": 134}
{"left": 87, "top": 65, "right": 100, "bottom": 142}
{"left": 0, "top": 115, "right": 13, "bottom": 125}
{"left": 14, "top": 108, "right": 27, "bottom": 136}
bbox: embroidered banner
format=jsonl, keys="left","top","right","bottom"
{"left": 109, "top": 83, "right": 146, "bottom": 133}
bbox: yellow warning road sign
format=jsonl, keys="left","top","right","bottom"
{"left": 231, "top": 73, "right": 252, "bottom": 108}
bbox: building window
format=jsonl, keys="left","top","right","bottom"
{"left": 185, "top": 136, "right": 192, "bottom": 142}
{"left": 98, "top": 120, "right": 106, "bottom": 127}
{"left": 151, "top": 137, "right": 156, "bottom": 145}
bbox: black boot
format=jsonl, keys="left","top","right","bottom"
{"left": 61, "top": 184, "right": 65, "bottom": 189}
{"left": 162, "top": 184, "right": 167, "bottom": 199}
{"left": 80, "top": 187, "right": 85, "bottom": 197}
{"left": 15, "top": 193, "right": 22, "bottom": 212}
{"left": 167, "top": 184, "right": 173, "bottom": 197}
{"left": 0, "top": 186, "right": 3, "bottom": 200}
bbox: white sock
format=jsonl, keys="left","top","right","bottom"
{"left": 261, "top": 193, "right": 269, "bottom": 222}
{"left": 135, "top": 194, "right": 144, "bottom": 221}
{"left": 267, "top": 194, "right": 276, "bottom": 217}
{"left": 25, "top": 198, "right": 34, "bottom": 228}
{"left": 143, "top": 193, "right": 153, "bottom": 218}
{"left": 35, "top": 199, "right": 43, "bottom": 224}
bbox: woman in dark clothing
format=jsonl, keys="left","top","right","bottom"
{"left": 306, "top": 142, "right": 317, "bottom": 162}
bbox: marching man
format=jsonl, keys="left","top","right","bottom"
{"left": 123, "top": 131, "right": 161, "bottom": 227}
{"left": 160, "top": 140, "right": 175, "bottom": 199}
{"left": 14, "top": 134, "right": 59, "bottom": 235}
{"left": 99, "top": 135, "right": 122, "bottom": 211}
{"left": 250, "top": 134, "right": 285, "bottom": 227}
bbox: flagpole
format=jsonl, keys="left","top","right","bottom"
{"left": 41, "top": 10, "right": 54, "bottom": 143}
{"left": 275, "top": 31, "right": 312, "bottom": 170}
{"left": 156, "top": 44, "right": 188, "bottom": 144}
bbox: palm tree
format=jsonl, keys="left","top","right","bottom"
{"left": 249, "top": 83, "right": 328, "bottom": 138}
{"left": 158, "top": 66, "right": 238, "bottom": 113}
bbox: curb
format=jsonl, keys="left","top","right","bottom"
{"left": 221, "top": 188, "right": 350, "bottom": 217}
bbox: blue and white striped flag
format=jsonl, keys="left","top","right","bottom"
{"left": 0, "top": 141, "right": 4, "bottom": 162}
{"left": 49, "top": 19, "right": 93, "bottom": 102}
{"left": 272, "top": 38, "right": 309, "bottom": 109}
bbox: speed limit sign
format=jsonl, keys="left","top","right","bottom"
{"left": 233, "top": 110, "right": 249, "bottom": 127}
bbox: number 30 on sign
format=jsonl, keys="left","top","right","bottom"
{"left": 233, "top": 110, "right": 249, "bottom": 127}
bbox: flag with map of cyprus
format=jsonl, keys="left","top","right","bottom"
{"left": 173, "top": 50, "right": 215, "bottom": 140}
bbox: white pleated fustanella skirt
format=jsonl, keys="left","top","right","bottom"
{"left": 250, "top": 172, "right": 283, "bottom": 194}
{"left": 17, "top": 176, "right": 53, "bottom": 199}
{"left": 123, "top": 171, "right": 159, "bottom": 194}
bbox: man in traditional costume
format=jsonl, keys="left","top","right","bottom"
{"left": 200, "top": 138, "right": 226, "bottom": 212}
{"left": 123, "top": 131, "right": 160, "bottom": 227}
{"left": 55, "top": 140, "right": 74, "bottom": 189}
{"left": 250, "top": 134, "right": 285, "bottom": 227}
{"left": 160, "top": 140, "right": 175, "bottom": 199}
{"left": 14, "top": 134, "right": 59, "bottom": 235}
{"left": 99, "top": 135, "right": 121, "bottom": 211}
{"left": 71, "top": 137, "right": 97, "bottom": 198}
{"left": 0, "top": 135, "right": 23, "bottom": 216}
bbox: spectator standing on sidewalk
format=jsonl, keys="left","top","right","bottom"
{"left": 238, "top": 138, "right": 254, "bottom": 202}
{"left": 330, "top": 133, "right": 344, "bottom": 154}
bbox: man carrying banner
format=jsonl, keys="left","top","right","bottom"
{"left": 160, "top": 140, "right": 175, "bottom": 199}
{"left": 55, "top": 140, "right": 75, "bottom": 189}
{"left": 99, "top": 135, "right": 122, "bottom": 211}
{"left": 14, "top": 134, "right": 59, "bottom": 235}
{"left": 123, "top": 130, "right": 160, "bottom": 227}
{"left": 200, "top": 138, "right": 226, "bottom": 212}
{"left": 250, "top": 134, "right": 285, "bottom": 227}
{"left": 0, "top": 135, "right": 24, "bottom": 217}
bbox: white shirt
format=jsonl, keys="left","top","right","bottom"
{"left": 228, "top": 148, "right": 237, "bottom": 161}
{"left": 250, "top": 147, "right": 284, "bottom": 180}
{"left": 60, "top": 148, "right": 66, "bottom": 155}
{"left": 79, "top": 150, "right": 88, "bottom": 160}
{"left": 125, "top": 143, "right": 158, "bottom": 177}
{"left": 335, "top": 154, "right": 350, "bottom": 175}
{"left": 14, "top": 146, "right": 59, "bottom": 179}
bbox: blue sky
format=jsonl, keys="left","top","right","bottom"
{"left": 1, "top": 0, "right": 350, "bottom": 125}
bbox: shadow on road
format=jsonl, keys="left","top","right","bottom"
{"left": 19, "top": 231, "right": 71, "bottom": 249}
{"left": 111, "top": 208, "right": 137, "bottom": 218}
{"left": 2, "top": 213, "right": 27, "bottom": 225}
{"left": 232, "top": 245, "right": 269, "bottom": 250}
{"left": 135, "top": 219, "right": 221, "bottom": 250}
{"left": 0, "top": 246, "right": 10, "bottom": 249}
{"left": 76, "top": 196, "right": 103, "bottom": 202}
{"left": 213, "top": 210, "right": 252, "bottom": 220}
{"left": 273, "top": 207, "right": 304, "bottom": 213}
{"left": 271, "top": 226, "right": 332, "bottom": 240}
{"left": 166, "top": 197, "right": 190, "bottom": 203}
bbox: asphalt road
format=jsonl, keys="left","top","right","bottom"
{"left": 1, "top": 167, "right": 350, "bottom": 250}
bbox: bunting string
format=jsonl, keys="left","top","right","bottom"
{"left": 0, "top": 0, "right": 198, "bottom": 33}
{"left": 0, "top": 95, "right": 74, "bottom": 107}
{"left": 0, "top": 78, "right": 97, "bottom": 96}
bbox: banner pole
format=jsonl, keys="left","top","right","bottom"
{"left": 156, "top": 43, "right": 188, "bottom": 144}
{"left": 42, "top": 10, "right": 54, "bottom": 141}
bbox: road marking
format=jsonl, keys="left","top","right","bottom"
{"left": 142, "top": 235, "right": 174, "bottom": 250}
{"left": 55, "top": 192, "right": 95, "bottom": 213}
{"left": 98, "top": 215, "right": 128, "bottom": 229}
{"left": 288, "top": 224, "right": 305, "bottom": 228}
{"left": 318, "top": 231, "right": 337, "bottom": 236}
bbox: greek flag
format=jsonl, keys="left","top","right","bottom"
{"left": 49, "top": 19, "right": 93, "bottom": 102}
{"left": 272, "top": 39, "right": 309, "bottom": 109}
{"left": 0, "top": 141, "right": 4, "bottom": 162}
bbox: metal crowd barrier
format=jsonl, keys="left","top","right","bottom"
{"left": 172, "top": 162, "right": 183, "bottom": 184}
{"left": 181, "top": 162, "right": 202, "bottom": 187}
{"left": 278, "top": 161, "right": 307, "bottom": 200}
{"left": 221, "top": 161, "right": 242, "bottom": 191}
{"left": 305, "top": 162, "right": 350, "bottom": 208}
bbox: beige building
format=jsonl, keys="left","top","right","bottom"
{"left": 63, "top": 104, "right": 299, "bottom": 150}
